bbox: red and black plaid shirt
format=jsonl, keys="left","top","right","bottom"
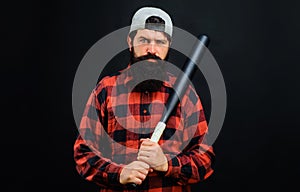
{"left": 74, "top": 65, "right": 215, "bottom": 192}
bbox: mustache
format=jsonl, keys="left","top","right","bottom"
{"left": 131, "top": 52, "right": 162, "bottom": 64}
{"left": 136, "top": 53, "right": 162, "bottom": 60}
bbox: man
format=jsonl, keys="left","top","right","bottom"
{"left": 74, "top": 6, "right": 215, "bottom": 192}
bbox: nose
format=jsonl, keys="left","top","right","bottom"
{"left": 146, "top": 43, "right": 157, "bottom": 55}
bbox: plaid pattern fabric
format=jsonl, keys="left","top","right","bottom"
{"left": 74, "top": 65, "right": 215, "bottom": 192}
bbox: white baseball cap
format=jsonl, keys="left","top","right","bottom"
{"left": 129, "top": 7, "right": 173, "bottom": 38}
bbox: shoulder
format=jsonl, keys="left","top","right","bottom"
{"left": 93, "top": 72, "right": 120, "bottom": 94}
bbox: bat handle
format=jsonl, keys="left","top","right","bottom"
{"left": 150, "top": 122, "right": 166, "bottom": 143}
{"left": 126, "top": 122, "right": 166, "bottom": 188}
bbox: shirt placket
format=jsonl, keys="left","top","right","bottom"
{"left": 140, "top": 90, "right": 150, "bottom": 134}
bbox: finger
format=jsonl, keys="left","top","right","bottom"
{"left": 140, "top": 138, "right": 150, "bottom": 142}
{"left": 137, "top": 155, "right": 150, "bottom": 164}
{"left": 133, "top": 166, "right": 149, "bottom": 175}
{"left": 140, "top": 138, "right": 156, "bottom": 145}
{"left": 131, "top": 177, "right": 143, "bottom": 185}
{"left": 138, "top": 150, "right": 151, "bottom": 158}
{"left": 136, "top": 171, "right": 148, "bottom": 180}
{"left": 139, "top": 146, "right": 151, "bottom": 153}
{"left": 132, "top": 167, "right": 148, "bottom": 175}
{"left": 135, "top": 160, "right": 150, "bottom": 169}
{"left": 127, "top": 171, "right": 144, "bottom": 184}
{"left": 141, "top": 144, "right": 158, "bottom": 152}
{"left": 138, "top": 149, "right": 152, "bottom": 157}
{"left": 140, "top": 140, "right": 155, "bottom": 146}
{"left": 127, "top": 171, "right": 147, "bottom": 185}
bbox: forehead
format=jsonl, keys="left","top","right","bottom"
{"left": 135, "top": 29, "right": 168, "bottom": 40}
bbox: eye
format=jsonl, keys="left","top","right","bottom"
{"left": 156, "top": 40, "right": 167, "bottom": 45}
{"left": 139, "top": 38, "right": 149, "bottom": 44}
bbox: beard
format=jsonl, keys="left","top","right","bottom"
{"left": 132, "top": 79, "right": 163, "bottom": 92}
{"left": 129, "top": 49, "right": 167, "bottom": 92}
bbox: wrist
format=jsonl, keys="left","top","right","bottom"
{"left": 156, "top": 158, "right": 168, "bottom": 172}
{"left": 160, "top": 161, "right": 168, "bottom": 172}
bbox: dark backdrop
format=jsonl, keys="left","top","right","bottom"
{"left": 4, "top": 0, "right": 300, "bottom": 191}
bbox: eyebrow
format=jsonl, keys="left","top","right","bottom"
{"left": 138, "top": 36, "right": 168, "bottom": 43}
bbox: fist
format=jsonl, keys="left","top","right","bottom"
{"left": 137, "top": 138, "right": 168, "bottom": 172}
{"left": 119, "top": 160, "right": 151, "bottom": 185}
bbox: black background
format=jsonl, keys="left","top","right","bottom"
{"left": 3, "top": 0, "right": 300, "bottom": 191}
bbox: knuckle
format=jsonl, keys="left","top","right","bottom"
{"left": 128, "top": 175, "right": 134, "bottom": 181}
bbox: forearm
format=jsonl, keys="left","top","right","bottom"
{"left": 164, "top": 144, "right": 215, "bottom": 185}
{"left": 74, "top": 135, "right": 124, "bottom": 188}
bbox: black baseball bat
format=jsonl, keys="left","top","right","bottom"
{"left": 150, "top": 34, "right": 209, "bottom": 142}
{"left": 128, "top": 34, "right": 209, "bottom": 188}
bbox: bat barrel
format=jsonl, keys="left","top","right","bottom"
{"left": 160, "top": 34, "right": 210, "bottom": 124}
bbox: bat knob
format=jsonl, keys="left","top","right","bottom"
{"left": 127, "top": 183, "right": 137, "bottom": 188}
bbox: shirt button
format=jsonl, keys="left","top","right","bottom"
{"left": 143, "top": 109, "right": 147, "bottom": 114}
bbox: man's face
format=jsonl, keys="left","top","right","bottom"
{"left": 127, "top": 29, "right": 170, "bottom": 92}
{"left": 127, "top": 29, "right": 170, "bottom": 61}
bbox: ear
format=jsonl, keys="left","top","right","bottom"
{"left": 127, "top": 36, "right": 132, "bottom": 51}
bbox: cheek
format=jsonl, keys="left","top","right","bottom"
{"left": 133, "top": 45, "right": 147, "bottom": 57}
{"left": 159, "top": 47, "right": 169, "bottom": 59}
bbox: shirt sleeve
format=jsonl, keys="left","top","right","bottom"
{"left": 163, "top": 86, "right": 215, "bottom": 185}
{"left": 73, "top": 87, "right": 125, "bottom": 189}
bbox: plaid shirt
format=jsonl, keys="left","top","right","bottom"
{"left": 74, "top": 65, "right": 215, "bottom": 192}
